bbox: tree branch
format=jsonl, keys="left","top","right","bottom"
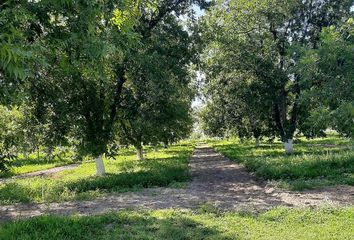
{"left": 140, "top": 0, "right": 188, "bottom": 38}
{"left": 106, "top": 61, "right": 127, "bottom": 138}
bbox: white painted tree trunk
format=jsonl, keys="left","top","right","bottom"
{"left": 136, "top": 146, "right": 144, "bottom": 160}
{"left": 284, "top": 139, "right": 294, "bottom": 154}
{"left": 255, "top": 137, "right": 260, "bottom": 147}
{"left": 94, "top": 155, "right": 106, "bottom": 176}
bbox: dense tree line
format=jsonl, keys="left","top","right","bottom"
{"left": 0, "top": 0, "right": 210, "bottom": 174}
{"left": 199, "top": 0, "right": 354, "bottom": 153}
{"left": 1, "top": 0, "right": 353, "bottom": 172}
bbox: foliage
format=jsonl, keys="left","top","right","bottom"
{"left": 332, "top": 103, "right": 354, "bottom": 138}
{"left": 1, "top": 207, "right": 354, "bottom": 240}
{"left": 111, "top": 0, "right": 141, "bottom": 31}
{"left": 0, "top": 0, "right": 37, "bottom": 83}
{"left": 208, "top": 136, "right": 354, "bottom": 190}
{"left": 0, "top": 153, "right": 17, "bottom": 173}
{"left": 0, "top": 106, "right": 24, "bottom": 171}
{"left": 298, "top": 20, "right": 354, "bottom": 138}
{"left": 199, "top": 0, "right": 354, "bottom": 146}
{"left": 116, "top": 16, "right": 195, "bottom": 154}
{"left": 199, "top": 101, "right": 227, "bottom": 138}
{"left": 0, "top": 0, "right": 210, "bottom": 171}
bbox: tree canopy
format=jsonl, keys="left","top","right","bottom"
{"left": 1, "top": 0, "right": 353, "bottom": 170}
{"left": 199, "top": 0, "right": 354, "bottom": 152}
{"left": 0, "top": 0, "right": 209, "bottom": 173}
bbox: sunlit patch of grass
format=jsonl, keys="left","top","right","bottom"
{"left": 296, "top": 135, "right": 352, "bottom": 146}
{"left": 0, "top": 143, "right": 194, "bottom": 205}
{"left": 208, "top": 137, "right": 354, "bottom": 190}
{"left": 0, "top": 153, "right": 75, "bottom": 178}
{"left": 1, "top": 207, "right": 353, "bottom": 240}
{"left": 11, "top": 162, "right": 71, "bottom": 175}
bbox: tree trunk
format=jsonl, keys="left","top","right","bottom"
{"left": 94, "top": 155, "right": 106, "bottom": 176}
{"left": 284, "top": 139, "right": 294, "bottom": 154}
{"left": 136, "top": 145, "right": 144, "bottom": 160}
{"left": 255, "top": 137, "right": 260, "bottom": 147}
{"left": 23, "top": 150, "right": 29, "bottom": 159}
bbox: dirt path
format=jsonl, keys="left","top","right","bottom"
{"left": 0, "top": 164, "right": 80, "bottom": 184}
{"left": 1, "top": 146, "right": 353, "bottom": 222}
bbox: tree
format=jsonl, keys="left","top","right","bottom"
{"left": 1, "top": 0, "right": 210, "bottom": 175}
{"left": 199, "top": 101, "right": 227, "bottom": 138}
{"left": 0, "top": 105, "right": 24, "bottom": 172}
{"left": 200, "top": 65, "right": 276, "bottom": 145}
{"left": 200, "top": 0, "right": 353, "bottom": 153}
{"left": 0, "top": 0, "right": 42, "bottom": 105}
{"left": 298, "top": 20, "right": 354, "bottom": 138}
{"left": 0, "top": 106, "right": 23, "bottom": 155}
{"left": 115, "top": 15, "right": 196, "bottom": 160}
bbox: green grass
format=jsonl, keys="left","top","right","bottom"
{"left": 0, "top": 155, "right": 75, "bottom": 178}
{"left": 208, "top": 136, "right": 354, "bottom": 190}
{"left": 1, "top": 207, "right": 353, "bottom": 240}
{"left": 0, "top": 143, "right": 194, "bottom": 205}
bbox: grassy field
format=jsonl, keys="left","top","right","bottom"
{"left": 208, "top": 136, "right": 354, "bottom": 190}
{"left": 1, "top": 139, "right": 353, "bottom": 239}
{"left": 0, "top": 143, "right": 194, "bottom": 205}
{"left": 1, "top": 207, "right": 353, "bottom": 240}
{"left": 0, "top": 154, "right": 75, "bottom": 178}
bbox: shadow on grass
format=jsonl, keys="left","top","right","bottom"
{"left": 0, "top": 211, "right": 228, "bottom": 240}
{"left": 0, "top": 168, "right": 189, "bottom": 204}
{"left": 10, "top": 154, "right": 76, "bottom": 167}
{"left": 0, "top": 155, "right": 191, "bottom": 204}
{"left": 117, "top": 144, "right": 193, "bottom": 158}
{"left": 66, "top": 162, "right": 190, "bottom": 193}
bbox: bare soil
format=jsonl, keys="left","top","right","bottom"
{"left": 1, "top": 146, "right": 353, "bottom": 222}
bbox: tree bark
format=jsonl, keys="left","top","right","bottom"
{"left": 255, "top": 137, "right": 260, "bottom": 147}
{"left": 106, "top": 63, "right": 127, "bottom": 137}
{"left": 270, "top": 23, "right": 297, "bottom": 154}
{"left": 37, "top": 146, "right": 40, "bottom": 160}
{"left": 252, "top": 128, "right": 261, "bottom": 147}
{"left": 136, "top": 145, "right": 144, "bottom": 161}
{"left": 142, "top": 0, "right": 187, "bottom": 38}
{"left": 94, "top": 155, "right": 106, "bottom": 176}
{"left": 23, "top": 149, "right": 29, "bottom": 159}
{"left": 284, "top": 139, "right": 294, "bottom": 154}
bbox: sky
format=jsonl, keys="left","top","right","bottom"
{"left": 191, "top": 69, "right": 207, "bottom": 109}
{"left": 191, "top": 5, "right": 206, "bottom": 109}
{"left": 193, "top": 4, "right": 205, "bottom": 18}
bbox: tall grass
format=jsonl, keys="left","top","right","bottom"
{"left": 208, "top": 137, "right": 354, "bottom": 190}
